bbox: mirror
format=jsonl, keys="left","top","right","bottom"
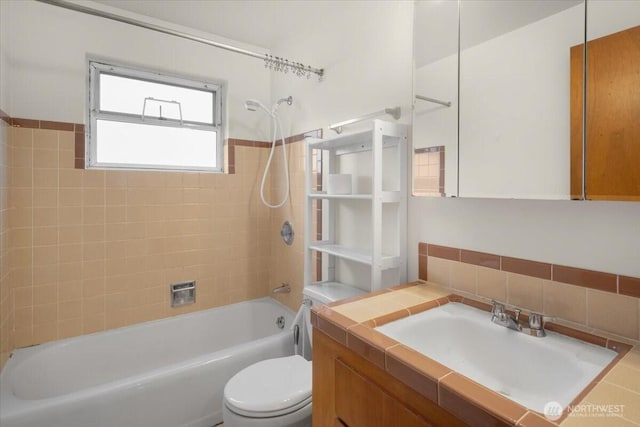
{"left": 458, "top": 0, "right": 584, "bottom": 199}
{"left": 412, "top": 0, "right": 459, "bottom": 197}
{"left": 574, "top": 0, "right": 640, "bottom": 201}
{"left": 413, "top": 0, "right": 639, "bottom": 201}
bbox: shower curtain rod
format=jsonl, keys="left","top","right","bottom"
{"left": 36, "top": 0, "right": 325, "bottom": 79}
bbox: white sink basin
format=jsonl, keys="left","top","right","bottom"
{"left": 375, "top": 302, "right": 617, "bottom": 413}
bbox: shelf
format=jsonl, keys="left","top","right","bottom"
{"left": 309, "top": 193, "right": 372, "bottom": 200}
{"left": 307, "top": 129, "right": 402, "bottom": 156}
{"left": 308, "top": 191, "right": 401, "bottom": 203}
{"left": 307, "top": 129, "right": 373, "bottom": 151}
{"left": 309, "top": 241, "right": 400, "bottom": 269}
{"left": 303, "top": 120, "right": 408, "bottom": 292}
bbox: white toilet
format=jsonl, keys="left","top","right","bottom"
{"left": 222, "top": 283, "right": 364, "bottom": 427}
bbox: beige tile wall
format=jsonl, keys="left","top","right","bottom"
{"left": 269, "top": 139, "right": 306, "bottom": 310}
{"left": 2, "top": 126, "right": 306, "bottom": 366}
{"left": 427, "top": 255, "right": 640, "bottom": 344}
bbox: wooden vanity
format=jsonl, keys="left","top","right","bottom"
{"left": 311, "top": 282, "right": 636, "bottom": 427}
{"left": 313, "top": 325, "right": 462, "bottom": 426}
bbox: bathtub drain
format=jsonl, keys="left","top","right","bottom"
{"left": 276, "top": 316, "right": 285, "bottom": 329}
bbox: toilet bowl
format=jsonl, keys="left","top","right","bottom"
{"left": 222, "top": 283, "right": 364, "bottom": 427}
{"left": 222, "top": 355, "right": 312, "bottom": 427}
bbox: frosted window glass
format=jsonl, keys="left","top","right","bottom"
{"left": 89, "top": 61, "right": 222, "bottom": 171}
{"left": 100, "top": 74, "right": 213, "bottom": 124}
{"left": 96, "top": 120, "right": 216, "bottom": 169}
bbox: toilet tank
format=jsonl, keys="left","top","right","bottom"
{"left": 302, "top": 282, "right": 365, "bottom": 307}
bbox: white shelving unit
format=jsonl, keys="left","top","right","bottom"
{"left": 303, "top": 120, "right": 408, "bottom": 292}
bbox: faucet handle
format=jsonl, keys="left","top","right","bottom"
{"left": 490, "top": 300, "right": 506, "bottom": 321}
{"left": 528, "top": 313, "right": 546, "bottom": 337}
{"left": 529, "top": 313, "right": 543, "bottom": 329}
{"left": 491, "top": 300, "right": 504, "bottom": 313}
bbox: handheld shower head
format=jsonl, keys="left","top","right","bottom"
{"left": 244, "top": 101, "right": 257, "bottom": 111}
{"left": 245, "top": 99, "right": 268, "bottom": 113}
{"left": 246, "top": 95, "right": 294, "bottom": 209}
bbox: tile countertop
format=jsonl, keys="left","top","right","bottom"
{"left": 311, "top": 282, "right": 640, "bottom": 427}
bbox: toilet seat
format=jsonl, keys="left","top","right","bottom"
{"left": 224, "top": 355, "right": 312, "bottom": 418}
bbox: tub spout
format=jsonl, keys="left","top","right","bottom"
{"left": 273, "top": 283, "right": 291, "bottom": 294}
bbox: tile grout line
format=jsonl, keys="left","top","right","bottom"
{"left": 601, "top": 378, "right": 640, "bottom": 396}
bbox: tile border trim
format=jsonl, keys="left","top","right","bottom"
{"left": 419, "top": 242, "right": 639, "bottom": 298}
{"left": 2, "top": 112, "right": 322, "bottom": 175}
{"left": 6, "top": 115, "right": 83, "bottom": 132}
{"left": 227, "top": 128, "right": 321, "bottom": 174}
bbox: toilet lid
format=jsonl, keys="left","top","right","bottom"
{"left": 224, "top": 355, "right": 312, "bottom": 418}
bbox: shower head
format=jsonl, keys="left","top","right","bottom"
{"left": 244, "top": 99, "right": 268, "bottom": 113}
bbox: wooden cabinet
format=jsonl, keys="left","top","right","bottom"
{"left": 335, "top": 359, "right": 432, "bottom": 427}
{"left": 570, "top": 25, "right": 640, "bottom": 201}
{"left": 313, "top": 328, "right": 465, "bottom": 427}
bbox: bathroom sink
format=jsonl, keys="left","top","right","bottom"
{"left": 375, "top": 302, "right": 617, "bottom": 413}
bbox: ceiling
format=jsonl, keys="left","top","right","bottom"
{"left": 91, "top": 0, "right": 346, "bottom": 50}
{"left": 415, "top": 0, "right": 583, "bottom": 66}
{"left": 92, "top": 0, "right": 584, "bottom": 67}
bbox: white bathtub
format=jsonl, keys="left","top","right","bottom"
{"left": 0, "top": 297, "right": 295, "bottom": 427}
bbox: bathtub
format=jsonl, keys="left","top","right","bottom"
{"left": 0, "top": 297, "right": 295, "bottom": 427}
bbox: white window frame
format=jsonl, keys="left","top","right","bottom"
{"left": 88, "top": 60, "right": 224, "bottom": 172}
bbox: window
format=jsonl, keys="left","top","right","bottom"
{"left": 88, "top": 60, "right": 223, "bottom": 172}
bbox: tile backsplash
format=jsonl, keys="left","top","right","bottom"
{"left": 0, "top": 115, "right": 312, "bottom": 368}
{"left": 419, "top": 243, "right": 640, "bottom": 343}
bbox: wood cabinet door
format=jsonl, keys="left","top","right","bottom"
{"left": 334, "top": 359, "right": 432, "bottom": 427}
{"left": 571, "top": 25, "right": 640, "bottom": 201}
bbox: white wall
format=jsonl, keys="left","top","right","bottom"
{"left": 458, "top": 4, "right": 584, "bottom": 199}
{"left": 408, "top": 197, "right": 640, "bottom": 278}
{"left": 5, "top": 0, "right": 271, "bottom": 140}
{"left": 587, "top": 0, "right": 640, "bottom": 40}
{"left": 269, "top": 1, "right": 414, "bottom": 138}
{"left": 0, "top": 0, "right": 10, "bottom": 114}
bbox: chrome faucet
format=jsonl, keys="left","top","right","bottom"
{"left": 527, "top": 313, "right": 546, "bottom": 337}
{"left": 490, "top": 300, "right": 546, "bottom": 337}
{"left": 491, "top": 301, "right": 521, "bottom": 331}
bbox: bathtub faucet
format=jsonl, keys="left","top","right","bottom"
{"left": 272, "top": 283, "right": 291, "bottom": 294}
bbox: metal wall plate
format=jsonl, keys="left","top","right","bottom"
{"left": 171, "top": 281, "right": 196, "bottom": 307}
{"left": 281, "top": 221, "right": 295, "bottom": 245}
